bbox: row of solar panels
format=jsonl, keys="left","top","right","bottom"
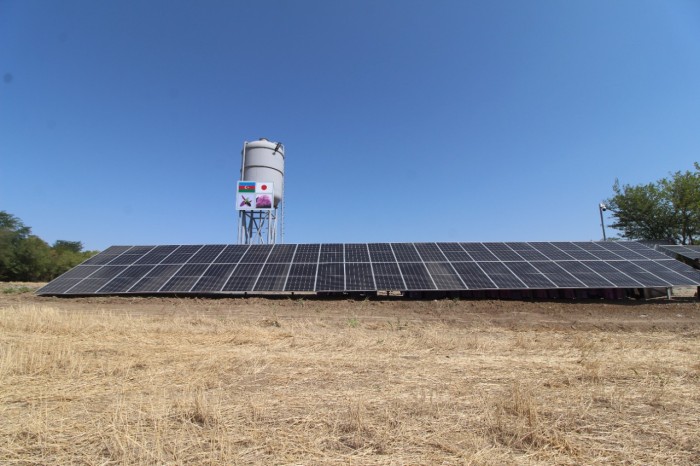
{"left": 37, "top": 241, "right": 700, "bottom": 295}
{"left": 656, "top": 244, "right": 700, "bottom": 260}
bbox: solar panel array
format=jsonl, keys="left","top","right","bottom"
{"left": 656, "top": 244, "right": 700, "bottom": 261}
{"left": 37, "top": 241, "right": 700, "bottom": 296}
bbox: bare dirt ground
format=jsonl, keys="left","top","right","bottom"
{"left": 4, "top": 283, "right": 700, "bottom": 333}
{"left": 1, "top": 282, "right": 699, "bottom": 464}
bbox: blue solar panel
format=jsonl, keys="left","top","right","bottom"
{"left": 346, "top": 262, "right": 375, "bottom": 290}
{"left": 372, "top": 262, "right": 405, "bottom": 290}
{"left": 253, "top": 263, "right": 291, "bottom": 291}
{"left": 191, "top": 263, "right": 238, "bottom": 292}
{"left": 284, "top": 262, "right": 317, "bottom": 291}
{"left": 398, "top": 262, "right": 436, "bottom": 290}
{"left": 656, "top": 244, "right": 700, "bottom": 261}
{"left": 451, "top": 262, "right": 497, "bottom": 289}
{"left": 316, "top": 262, "right": 345, "bottom": 291}
{"left": 37, "top": 241, "right": 700, "bottom": 295}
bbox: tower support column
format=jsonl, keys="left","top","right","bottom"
{"left": 238, "top": 209, "right": 279, "bottom": 244}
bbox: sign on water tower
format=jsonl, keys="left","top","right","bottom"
{"left": 236, "top": 138, "right": 285, "bottom": 245}
{"left": 236, "top": 181, "right": 275, "bottom": 211}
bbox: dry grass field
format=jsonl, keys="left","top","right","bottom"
{"left": 1, "top": 283, "right": 699, "bottom": 465}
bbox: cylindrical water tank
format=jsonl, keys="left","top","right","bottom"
{"left": 242, "top": 138, "right": 285, "bottom": 207}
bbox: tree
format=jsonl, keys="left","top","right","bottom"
{"left": 660, "top": 169, "right": 700, "bottom": 245}
{"left": 12, "top": 235, "right": 53, "bottom": 281}
{"left": 0, "top": 211, "right": 31, "bottom": 281}
{"left": 50, "top": 240, "right": 96, "bottom": 279}
{"left": 0, "top": 211, "right": 98, "bottom": 281}
{"left": 0, "top": 211, "right": 30, "bottom": 237}
{"left": 52, "top": 240, "right": 84, "bottom": 254}
{"left": 605, "top": 166, "right": 700, "bottom": 244}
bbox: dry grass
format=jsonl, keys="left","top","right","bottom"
{"left": 1, "top": 302, "right": 699, "bottom": 465}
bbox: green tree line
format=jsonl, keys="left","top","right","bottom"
{"left": 605, "top": 163, "right": 700, "bottom": 244}
{"left": 0, "top": 211, "right": 98, "bottom": 282}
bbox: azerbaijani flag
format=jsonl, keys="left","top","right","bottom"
{"left": 238, "top": 181, "right": 256, "bottom": 193}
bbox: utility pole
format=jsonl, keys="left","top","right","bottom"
{"left": 599, "top": 203, "right": 607, "bottom": 241}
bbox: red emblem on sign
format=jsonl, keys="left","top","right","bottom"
{"left": 261, "top": 184, "right": 267, "bottom": 191}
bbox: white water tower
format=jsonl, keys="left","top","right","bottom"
{"left": 236, "top": 138, "right": 285, "bottom": 244}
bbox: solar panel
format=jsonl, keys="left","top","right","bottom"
{"left": 581, "top": 261, "right": 642, "bottom": 288}
{"left": 222, "top": 263, "right": 264, "bottom": 291}
{"left": 530, "top": 262, "right": 583, "bottom": 288}
{"left": 504, "top": 262, "right": 556, "bottom": 288}
{"left": 188, "top": 245, "right": 226, "bottom": 263}
{"left": 371, "top": 262, "right": 405, "bottom": 289}
{"left": 267, "top": 244, "right": 297, "bottom": 262}
{"left": 68, "top": 266, "right": 127, "bottom": 293}
{"left": 610, "top": 261, "right": 675, "bottom": 287}
{"left": 368, "top": 243, "right": 395, "bottom": 262}
{"left": 346, "top": 262, "right": 375, "bottom": 290}
{"left": 424, "top": 262, "right": 465, "bottom": 290}
{"left": 239, "top": 245, "right": 272, "bottom": 263}
{"left": 293, "top": 244, "right": 320, "bottom": 263}
{"left": 556, "top": 261, "right": 614, "bottom": 288}
{"left": 461, "top": 243, "right": 499, "bottom": 261}
{"left": 160, "top": 263, "right": 210, "bottom": 292}
{"left": 344, "top": 244, "right": 370, "bottom": 262}
{"left": 392, "top": 243, "right": 421, "bottom": 262}
{"left": 656, "top": 244, "right": 700, "bottom": 261}
{"left": 254, "top": 263, "right": 291, "bottom": 291}
{"left": 414, "top": 243, "right": 448, "bottom": 262}
{"left": 319, "top": 243, "right": 343, "bottom": 263}
{"left": 478, "top": 262, "right": 527, "bottom": 288}
{"left": 191, "top": 263, "right": 238, "bottom": 292}
{"left": 134, "top": 245, "right": 180, "bottom": 265}
{"left": 507, "top": 244, "right": 549, "bottom": 261}
{"left": 572, "top": 242, "right": 623, "bottom": 260}
{"left": 482, "top": 243, "right": 524, "bottom": 261}
{"left": 439, "top": 247, "right": 472, "bottom": 261}
{"left": 316, "top": 262, "right": 344, "bottom": 291}
{"left": 398, "top": 262, "right": 436, "bottom": 290}
{"left": 37, "top": 241, "right": 700, "bottom": 296}
{"left": 529, "top": 243, "right": 574, "bottom": 261}
{"left": 129, "top": 264, "right": 182, "bottom": 292}
{"left": 451, "top": 262, "right": 497, "bottom": 289}
{"left": 161, "top": 245, "right": 202, "bottom": 265}
{"left": 99, "top": 265, "right": 157, "bottom": 293}
{"left": 284, "top": 263, "right": 317, "bottom": 291}
{"left": 214, "top": 245, "right": 248, "bottom": 264}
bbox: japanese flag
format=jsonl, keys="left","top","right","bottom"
{"left": 256, "top": 182, "right": 273, "bottom": 193}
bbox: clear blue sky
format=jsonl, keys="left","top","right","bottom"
{"left": 2, "top": 1, "right": 700, "bottom": 251}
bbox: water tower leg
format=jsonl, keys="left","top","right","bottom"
{"left": 268, "top": 211, "right": 272, "bottom": 244}
{"left": 236, "top": 209, "right": 280, "bottom": 245}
